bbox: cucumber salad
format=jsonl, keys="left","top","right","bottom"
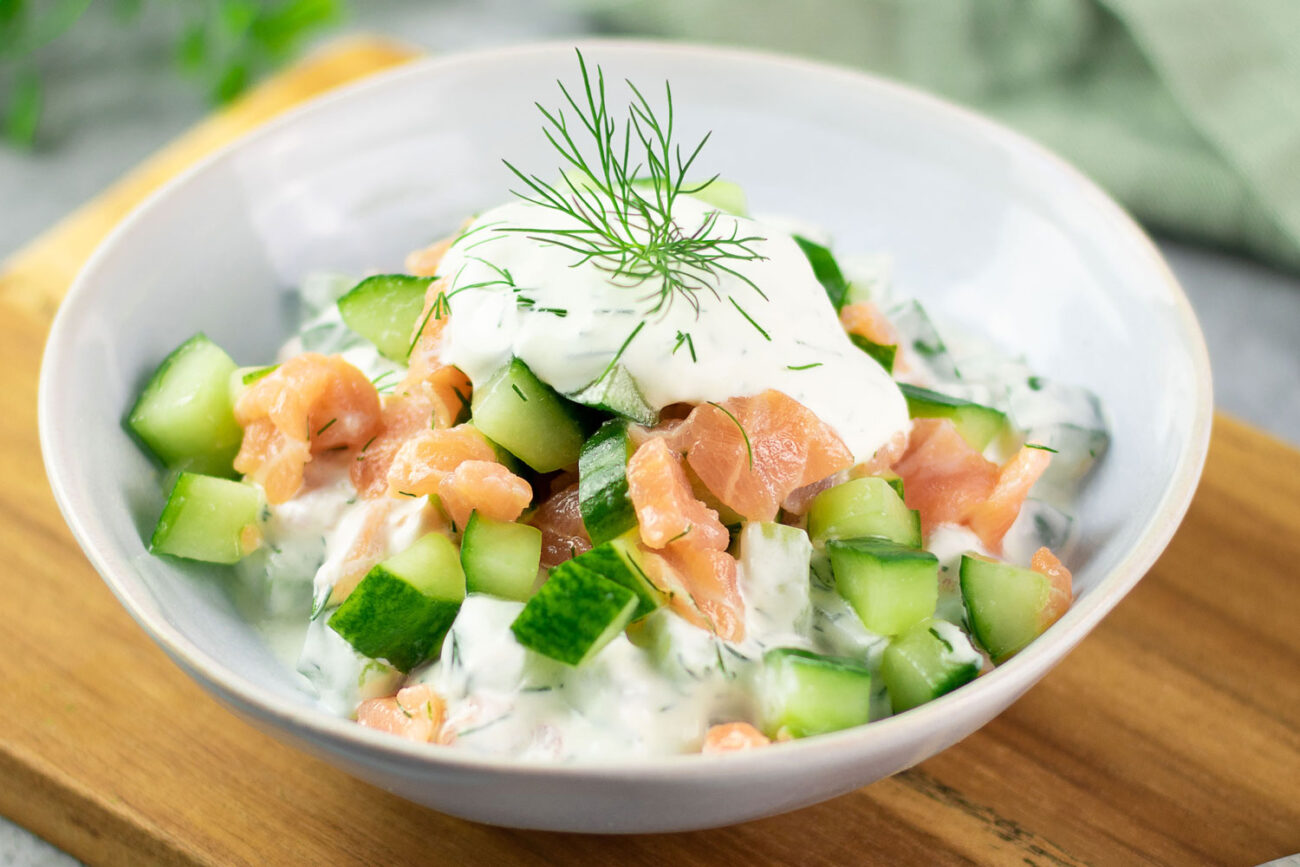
{"left": 126, "top": 54, "right": 1107, "bottom": 760}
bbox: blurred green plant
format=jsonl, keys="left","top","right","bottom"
{"left": 0, "top": 0, "right": 345, "bottom": 148}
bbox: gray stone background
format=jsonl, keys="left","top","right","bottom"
{"left": 1, "top": 1, "right": 1296, "bottom": 863}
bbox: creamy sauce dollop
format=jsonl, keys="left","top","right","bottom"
{"left": 438, "top": 195, "right": 908, "bottom": 462}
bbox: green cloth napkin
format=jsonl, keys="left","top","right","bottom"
{"left": 586, "top": 0, "right": 1300, "bottom": 272}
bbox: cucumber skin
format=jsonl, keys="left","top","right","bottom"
{"left": 127, "top": 333, "right": 243, "bottom": 478}
{"left": 328, "top": 533, "right": 466, "bottom": 672}
{"left": 337, "top": 274, "right": 433, "bottom": 362}
{"left": 959, "top": 555, "right": 1052, "bottom": 663}
{"left": 849, "top": 333, "right": 897, "bottom": 374}
{"left": 472, "top": 358, "right": 585, "bottom": 473}
{"left": 149, "top": 472, "right": 261, "bottom": 564}
{"left": 760, "top": 647, "right": 873, "bottom": 739}
{"left": 510, "top": 562, "right": 638, "bottom": 666}
{"left": 578, "top": 420, "right": 637, "bottom": 547}
{"left": 881, "top": 620, "right": 980, "bottom": 712}
{"left": 826, "top": 538, "right": 939, "bottom": 636}
{"left": 898, "top": 384, "right": 1008, "bottom": 451}
{"left": 571, "top": 532, "right": 663, "bottom": 620}
{"left": 807, "top": 477, "right": 921, "bottom": 548}
{"left": 460, "top": 512, "right": 542, "bottom": 602}
{"left": 792, "top": 235, "right": 849, "bottom": 311}
{"left": 567, "top": 364, "right": 657, "bottom": 427}
{"left": 328, "top": 568, "right": 462, "bottom": 672}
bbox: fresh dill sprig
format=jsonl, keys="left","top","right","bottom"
{"left": 500, "top": 49, "right": 767, "bottom": 317}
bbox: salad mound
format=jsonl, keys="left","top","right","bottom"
{"left": 124, "top": 53, "right": 1108, "bottom": 760}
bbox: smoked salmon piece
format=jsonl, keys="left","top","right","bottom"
{"left": 702, "top": 722, "right": 770, "bottom": 754}
{"left": 660, "top": 542, "right": 745, "bottom": 642}
{"left": 968, "top": 447, "right": 1052, "bottom": 551}
{"left": 402, "top": 277, "right": 472, "bottom": 429}
{"left": 626, "top": 438, "right": 745, "bottom": 640}
{"left": 894, "top": 418, "right": 1051, "bottom": 551}
{"left": 404, "top": 235, "right": 455, "bottom": 277}
{"left": 1030, "top": 546, "right": 1073, "bottom": 629}
{"left": 385, "top": 425, "right": 498, "bottom": 498}
{"left": 627, "top": 437, "right": 729, "bottom": 550}
{"left": 351, "top": 393, "right": 433, "bottom": 498}
{"left": 529, "top": 482, "right": 592, "bottom": 568}
{"left": 894, "top": 418, "right": 998, "bottom": 533}
{"left": 839, "top": 301, "right": 899, "bottom": 347}
{"left": 437, "top": 460, "right": 533, "bottom": 529}
{"left": 851, "top": 428, "right": 910, "bottom": 478}
{"left": 233, "top": 353, "right": 382, "bottom": 503}
{"left": 356, "top": 684, "right": 447, "bottom": 743}
{"left": 673, "top": 390, "right": 853, "bottom": 523}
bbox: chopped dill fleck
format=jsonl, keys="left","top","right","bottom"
{"left": 707, "top": 401, "right": 753, "bottom": 468}
{"left": 397, "top": 490, "right": 418, "bottom": 498}
{"left": 928, "top": 627, "right": 954, "bottom": 653}
{"left": 665, "top": 525, "right": 693, "bottom": 544}
{"left": 729, "top": 296, "right": 771, "bottom": 341}
{"left": 1025, "top": 443, "right": 1059, "bottom": 453}
{"left": 672, "top": 330, "right": 697, "bottom": 362}
{"left": 315, "top": 418, "right": 337, "bottom": 436}
{"left": 406, "top": 291, "right": 452, "bottom": 359}
{"left": 786, "top": 362, "right": 823, "bottom": 371}
{"left": 511, "top": 383, "right": 528, "bottom": 402}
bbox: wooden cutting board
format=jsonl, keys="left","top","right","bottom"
{"left": 1, "top": 37, "right": 1296, "bottom": 867}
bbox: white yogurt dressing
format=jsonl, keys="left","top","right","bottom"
{"left": 437, "top": 195, "right": 908, "bottom": 463}
{"left": 239, "top": 198, "right": 1106, "bottom": 758}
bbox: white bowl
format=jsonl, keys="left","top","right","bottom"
{"left": 39, "top": 40, "right": 1212, "bottom": 833}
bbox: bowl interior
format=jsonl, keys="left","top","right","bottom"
{"left": 41, "top": 43, "right": 1209, "bottom": 760}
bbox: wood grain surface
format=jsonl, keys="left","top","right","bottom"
{"left": 1, "top": 37, "right": 1297, "bottom": 867}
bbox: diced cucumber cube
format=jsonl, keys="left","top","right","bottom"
{"left": 578, "top": 419, "right": 637, "bottom": 547}
{"left": 827, "top": 538, "right": 938, "bottom": 635}
{"left": 760, "top": 647, "right": 873, "bottom": 739}
{"left": 337, "top": 274, "right": 434, "bottom": 362}
{"left": 570, "top": 529, "right": 663, "bottom": 621}
{"left": 510, "top": 561, "right": 638, "bottom": 666}
{"left": 849, "top": 333, "right": 897, "bottom": 373}
{"left": 127, "top": 333, "right": 243, "bottom": 477}
{"left": 888, "top": 300, "right": 960, "bottom": 382}
{"left": 328, "top": 533, "right": 466, "bottom": 672}
{"left": 959, "top": 554, "right": 1061, "bottom": 663}
{"left": 738, "top": 522, "right": 813, "bottom": 637}
{"left": 881, "top": 619, "right": 981, "bottom": 712}
{"left": 567, "top": 364, "right": 657, "bottom": 426}
{"left": 808, "top": 477, "right": 921, "bottom": 547}
{"left": 899, "top": 384, "right": 1007, "bottom": 451}
{"left": 472, "top": 358, "right": 585, "bottom": 472}
{"left": 793, "top": 234, "right": 849, "bottom": 311}
{"left": 149, "top": 472, "right": 262, "bottom": 564}
{"left": 460, "top": 511, "right": 542, "bottom": 602}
